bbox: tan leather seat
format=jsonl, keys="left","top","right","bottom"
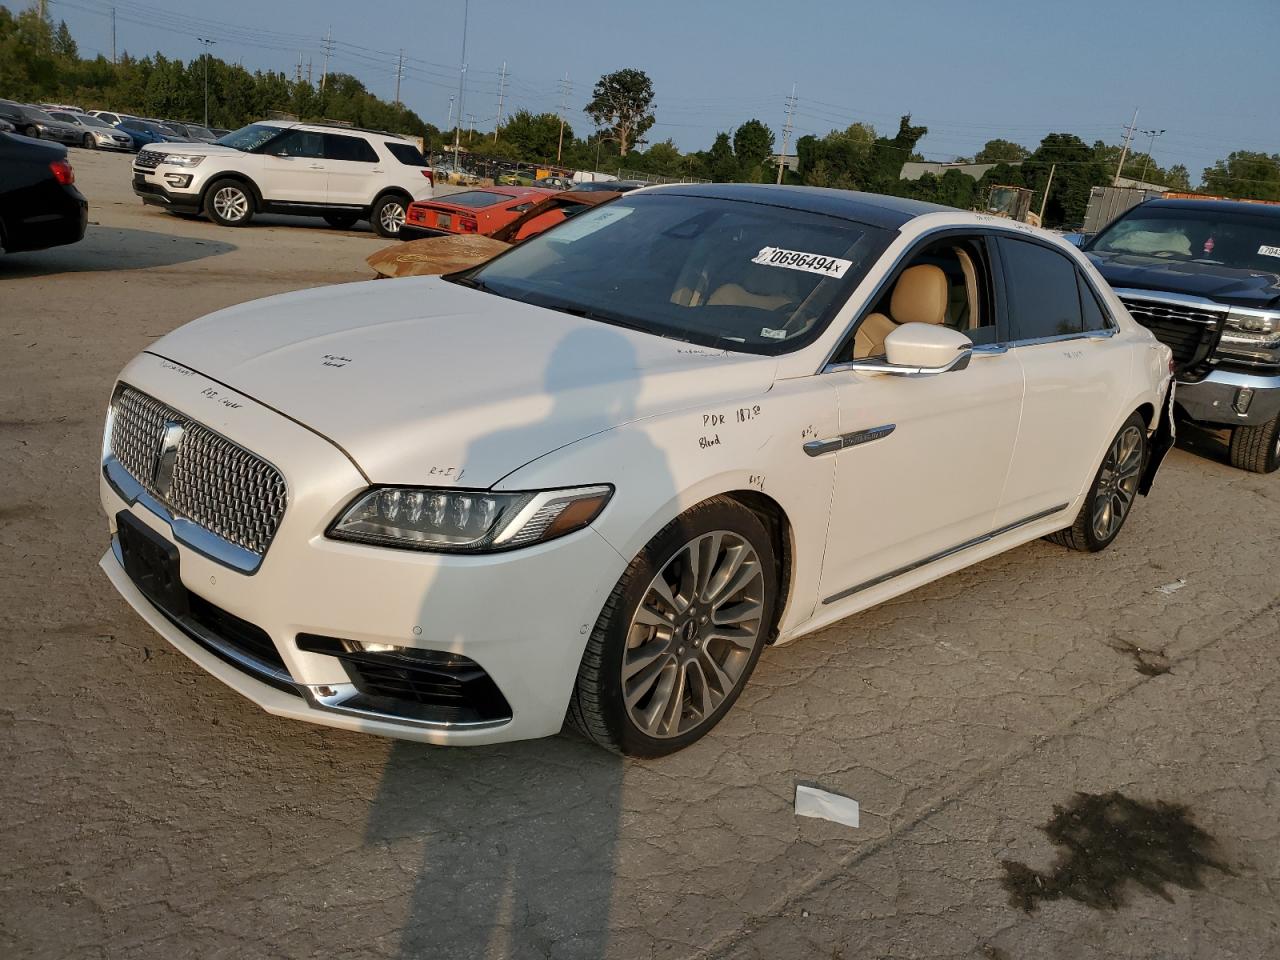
{"left": 706, "top": 282, "right": 793, "bottom": 311}
{"left": 853, "top": 264, "right": 950, "bottom": 357}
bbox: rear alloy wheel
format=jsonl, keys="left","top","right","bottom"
{"left": 1046, "top": 413, "right": 1148, "bottom": 552}
{"left": 204, "top": 179, "right": 254, "bottom": 227}
{"left": 569, "top": 497, "right": 777, "bottom": 756}
{"left": 1228, "top": 414, "right": 1280, "bottom": 474}
{"left": 371, "top": 194, "right": 408, "bottom": 238}
{"left": 82, "top": 133, "right": 95, "bottom": 149}
{"left": 323, "top": 212, "right": 360, "bottom": 230}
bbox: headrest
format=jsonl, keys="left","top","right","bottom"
{"left": 890, "top": 264, "right": 949, "bottom": 325}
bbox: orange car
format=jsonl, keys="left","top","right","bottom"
{"left": 401, "top": 185, "right": 553, "bottom": 240}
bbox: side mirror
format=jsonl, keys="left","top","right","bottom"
{"left": 859, "top": 323, "right": 973, "bottom": 376}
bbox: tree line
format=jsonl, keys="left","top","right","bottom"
{"left": 5, "top": 6, "right": 1277, "bottom": 226}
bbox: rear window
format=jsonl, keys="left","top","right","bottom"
{"left": 324, "top": 133, "right": 378, "bottom": 163}
{"left": 997, "top": 237, "right": 1084, "bottom": 340}
{"left": 442, "top": 191, "right": 512, "bottom": 209}
{"left": 384, "top": 141, "right": 426, "bottom": 166}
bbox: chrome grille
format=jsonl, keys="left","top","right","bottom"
{"left": 108, "top": 385, "right": 287, "bottom": 556}
{"left": 1118, "top": 294, "right": 1227, "bottom": 373}
{"left": 134, "top": 150, "right": 163, "bottom": 169}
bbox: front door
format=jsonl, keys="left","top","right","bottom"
{"left": 259, "top": 129, "right": 327, "bottom": 205}
{"left": 816, "top": 233, "right": 1024, "bottom": 606}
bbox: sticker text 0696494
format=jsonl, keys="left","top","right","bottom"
{"left": 751, "top": 246, "right": 853, "bottom": 279}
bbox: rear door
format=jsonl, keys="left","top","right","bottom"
{"left": 322, "top": 133, "right": 380, "bottom": 207}
{"left": 992, "top": 235, "right": 1131, "bottom": 526}
{"left": 258, "top": 129, "right": 327, "bottom": 204}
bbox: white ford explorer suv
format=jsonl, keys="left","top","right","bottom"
{"left": 131, "top": 120, "right": 435, "bottom": 237}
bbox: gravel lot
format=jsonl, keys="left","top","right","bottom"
{"left": 3, "top": 147, "right": 1278, "bottom": 960}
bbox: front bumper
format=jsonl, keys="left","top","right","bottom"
{"left": 132, "top": 173, "right": 203, "bottom": 212}
{"left": 1175, "top": 367, "right": 1280, "bottom": 427}
{"left": 98, "top": 354, "right": 625, "bottom": 745}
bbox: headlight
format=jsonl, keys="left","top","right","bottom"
{"left": 158, "top": 153, "right": 204, "bottom": 167}
{"left": 1220, "top": 309, "right": 1280, "bottom": 365}
{"left": 327, "top": 485, "right": 613, "bottom": 553}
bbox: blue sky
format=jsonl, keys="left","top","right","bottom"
{"left": 49, "top": 0, "right": 1280, "bottom": 179}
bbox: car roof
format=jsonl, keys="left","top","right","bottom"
{"left": 641, "top": 182, "right": 955, "bottom": 229}
{"left": 1136, "top": 197, "right": 1280, "bottom": 218}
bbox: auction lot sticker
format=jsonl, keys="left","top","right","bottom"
{"left": 1258, "top": 244, "right": 1280, "bottom": 258}
{"left": 752, "top": 246, "right": 852, "bottom": 278}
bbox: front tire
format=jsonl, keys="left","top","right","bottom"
{"left": 1046, "top": 413, "right": 1148, "bottom": 552}
{"left": 204, "top": 179, "right": 254, "bottom": 227}
{"left": 82, "top": 133, "right": 95, "bottom": 149}
{"left": 569, "top": 497, "right": 777, "bottom": 757}
{"left": 371, "top": 194, "right": 408, "bottom": 238}
{"left": 1228, "top": 415, "right": 1280, "bottom": 474}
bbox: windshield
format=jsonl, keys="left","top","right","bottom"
{"left": 217, "top": 123, "right": 283, "bottom": 152}
{"left": 184, "top": 124, "right": 214, "bottom": 138}
{"left": 463, "top": 192, "right": 892, "bottom": 355}
{"left": 1089, "top": 205, "right": 1280, "bottom": 273}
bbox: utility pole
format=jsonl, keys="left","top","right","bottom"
{"left": 1112, "top": 108, "right": 1139, "bottom": 186}
{"left": 494, "top": 61, "right": 507, "bottom": 141}
{"left": 453, "top": 0, "right": 469, "bottom": 174}
{"left": 446, "top": 96, "right": 455, "bottom": 132}
{"left": 197, "top": 37, "right": 216, "bottom": 128}
{"left": 394, "top": 49, "right": 404, "bottom": 107}
{"left": 320, "top": 26, "right": 333, "bottom": 94}
{"left": 556, "top": 73, "right": 570, "bottom": 164}
{"left": 1037, "top": 162, "right": 1056, "bottom": 223}
{"left": 111, "top": 6, "right": 116, "bottom": 63}
{"left": 776, "top": 83, "right": 797, "bottom": 184}
{"left": 38, "top": 0, "right": 46, "bottom": 21}
{"left": 466, "top": 113, "right": 475, "bottom": 142}
{"left": 306, "top": 58, "right": 312, "bottom": 86}
{"left": 295, "top": 52, "right": 302, "bottom": 84}
{"left": 1139, "top": 128, "right": 1166, "bottom": 185}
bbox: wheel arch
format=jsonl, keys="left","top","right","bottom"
{"left": 719, "top": 489, "right": 795, "bottom": 645}
{"left": 200, "top": 172, "right": 262, "bottom": 210}
{"left": 372, "top": 185, "right": 413, "bottom": 208}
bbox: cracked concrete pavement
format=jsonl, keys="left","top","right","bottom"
{"left": 2, "top": 149, "right": 1278, "bottom": 959}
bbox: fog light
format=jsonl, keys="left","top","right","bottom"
{"left": 1233, "top": 387, "right": 1254, "bottom": 415}
{"left": 164, "top": 173, "right": 192, "bottom": 188}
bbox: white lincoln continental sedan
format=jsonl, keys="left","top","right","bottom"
{"left": 100, "top": 184, "right": 1174, "bottom": 755}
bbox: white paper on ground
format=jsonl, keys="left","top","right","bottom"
{"left": 1155, "top": 578, "right": 1187, "bottom": 595}
{"left": 795, "top": 784, "right": 860, "bottom": 828}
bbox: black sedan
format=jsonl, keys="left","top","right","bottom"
{"left": 0, "top": 133, "right": 88, "bottom": 254}
{"left": 0, "top": 100, "right": 83, "bottom": 145}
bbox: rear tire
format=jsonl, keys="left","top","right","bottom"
{"left": 371, "top": 194, "right": 408, "bottom": 238}
{"left": 1229, "top": 414, "right": 1280, "bottom": 474}
{"left": 204, "top": 179, "right": 254, "bottom": 227}
{"left": 82, "top": 133, "right": 95, "bottom": 149}
{"left": 323, "top": 212, "right": 360, "bottom": 230}
{"left": 1046, "top": 413, "right": 1148, "bottom": 552}
{"left": 568, "top": 497, "right": 777, "bottom": 757}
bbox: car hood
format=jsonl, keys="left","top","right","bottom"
{"left": 149, "top": 277, "right": 778, "bottom": 487}
{"left": 1087, "top": 250, "right": 1280, "bottom": 309}
{"left": 143, "top": 142, "right": 241, "bottom": 156}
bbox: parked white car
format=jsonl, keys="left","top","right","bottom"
{"left": 99, "top": 185, "right": 1173, "bottom": 755}
{"left": 130, "top": 121, "right": 434, "bottom": 237}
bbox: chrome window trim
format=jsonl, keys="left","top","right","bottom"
{"left": 1003, "top": 327, "right": 1119, "bottom": 349}
{"left": 104, "top": 455, "right": 265, "bottom": 574}
{"left": 821, "top": 502, "right": 1070, "bottom": 606}
{"left": 823, "top": 348, "right": 972, "bottom": 377}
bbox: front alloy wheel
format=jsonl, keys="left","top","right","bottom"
{"left": 623, "top": 531, "right": 765, "bottom": 738}
{"left": 569, "top": 497, "right": 777, "bottom": 756}
{"left": 204, "top": 178, "right": 254, "bottom": 227}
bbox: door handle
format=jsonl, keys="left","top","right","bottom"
{"left": 308, "top": 164, "right": 326, "bottom": 170}
{"left": 803, "top": 438, "right": 843, "bottom": 457}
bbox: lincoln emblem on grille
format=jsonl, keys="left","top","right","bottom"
{"left": 153, "top": 420, "right": 185, "bottom": 498}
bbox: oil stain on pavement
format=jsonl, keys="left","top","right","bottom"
{"left": 1001, "top": 791, "right": 1231, "bottom": 912}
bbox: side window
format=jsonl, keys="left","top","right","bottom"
{"left": 997, "top": 237, "right": 1083, "bottom": 340}
{"left": 324, "top": 134, "right": 378, "bottom": 163}
{"left": 510, "top": 201, "right": 537, "bottom": 212}
{"left": 122, "top": 119, "right": 141, "bottom": 131}
{"left": 265, "top": 130, "right": 323, "bottom": 159}
{"left": 1077, "top": 273, "right": 1113, "bottom": 332}
{"left": 843, "top": 235, "right": 997, "bottom": 361}
{"left": 384, "top": 141, "right": 426, "bottom": 166}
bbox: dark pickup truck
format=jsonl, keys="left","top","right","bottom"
{"left": 1084, "top": 198, "right": 1280, "bottom": 473}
